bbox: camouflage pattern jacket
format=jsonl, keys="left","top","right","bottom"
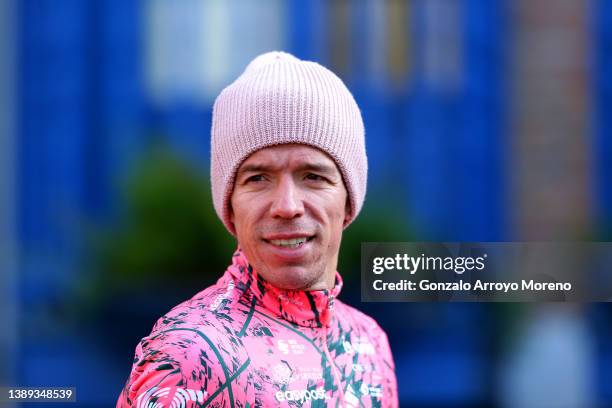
{"left": 116, "top": 249, "right": 398, "bottom": 407}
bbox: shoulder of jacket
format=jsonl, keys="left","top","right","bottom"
{"left": 122, "top": 322, "right": 254, "bottom": 407}
{"left": 332, "top": 300, "right": 395, "bottom": 370}
{"left": 334, "top": 298, "right": 385, "bottom": 332}
{"left": 335, "top": 301, "right": 380, "bottom": 327}
{"left": 149, "top": 278, "right": 248, "bottom": 334}
{"left": 118, "top": 277, "right": 258, "bottom": 407}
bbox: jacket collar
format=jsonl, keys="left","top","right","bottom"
{"left": 226, "top": 248, "right": 343, "bottom": 328}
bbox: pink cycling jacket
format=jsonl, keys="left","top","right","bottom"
{"left": 116, "top": 249, "right": 398, "bottom": 407}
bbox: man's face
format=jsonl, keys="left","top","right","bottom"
{"left": 230, "top": 144, "right": 349, "bottom": 291}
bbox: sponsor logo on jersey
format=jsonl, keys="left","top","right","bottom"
{"left": 297, "top": 366, "right": 323, "bottom": 381}
{"left": 343, "top": 338, "right": 375, "bottom": 355}
{"left": 275, "top": 387, "right": 329, "bottom": 403}
{"left": 359, "top": 383, "right": 383, "bottom": 398}
{"left": 352, "top": 362, "right": 379, "bottom": 374}
{"left": 343, "top": 383, "right": 383, "bottom": 406}
{"left": 136, "top": 386, "right": 207, "bottom": 408}
{"left": 277, "top": 339, "right": 305, "bottom": 355}
{"left": 271, "top": 363, "right": 323, "bottom": 384}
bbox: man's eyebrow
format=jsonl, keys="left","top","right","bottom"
{"left": 236, "top": 163, "right": 273, "bottom": 175}
{"left": 298, "top": 163, "right": 338, "bottom": 175}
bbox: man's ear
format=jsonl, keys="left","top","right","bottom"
{"left": 228, "top": 203, "right": 236, "bottom": 232}
{"left": 343, "top": 199, "right": 351, "bottom": 226}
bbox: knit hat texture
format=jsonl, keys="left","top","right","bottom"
{"left": 211, "top": 51, "right": 367, "bottom": 235}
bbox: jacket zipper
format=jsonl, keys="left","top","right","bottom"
{"left": 322, "top": 295, "right": 346, "bottom": 407}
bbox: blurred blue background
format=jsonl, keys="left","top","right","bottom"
{"left": 1, "top": 0, "right": 612, "bottom": 407}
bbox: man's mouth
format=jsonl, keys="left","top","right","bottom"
{"left": 264, "top": 236, "right": 315, "bottom": 249}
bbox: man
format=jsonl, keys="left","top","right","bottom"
{"left": 116, "top": 51, "right": 398, "bottom": 407}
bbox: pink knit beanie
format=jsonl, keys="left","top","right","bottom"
{"left": 211, "top": 51, "right": 367, "bottom": 235}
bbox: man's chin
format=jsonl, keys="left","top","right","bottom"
{"left": 261, "top": 265, "right": 321, "bottom": 291}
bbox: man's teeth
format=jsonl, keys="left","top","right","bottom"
{"left": 269, "top": 238, "right": 309, "bottom": 248}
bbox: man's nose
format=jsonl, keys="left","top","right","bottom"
{"left": 270, "top": 178, "right": 304, "bottom": 219}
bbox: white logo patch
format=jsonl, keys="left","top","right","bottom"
{"left": 277, "top": 339, "right": 305, "bottom": 355}
{"left": 136, "top": 387, "right": 207, "bottom": 408}
{"left": 343, "top": 338, "right": 376, "bottom": 355}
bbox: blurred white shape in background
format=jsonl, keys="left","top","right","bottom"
{"left": 499, "top": 306, "right": 595, "bottom": 408}
{"left": 364, "top": 0, "right": 387, "bottom": 85}
{"left": 145, "top": 0, "right": 286, "bottom": 107}
{"left": 421, "top": 0, "right": 463, "bottom": 93}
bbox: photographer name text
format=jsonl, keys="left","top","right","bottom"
{"left": 372, "top": 279, "right": 572, "bottom": 292}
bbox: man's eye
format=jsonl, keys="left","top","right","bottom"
{"left": 246, "top": 175, "right": 265, "bottom": 183}
{"left": 305, "top": 173, "right": 326, "bottom": 182}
